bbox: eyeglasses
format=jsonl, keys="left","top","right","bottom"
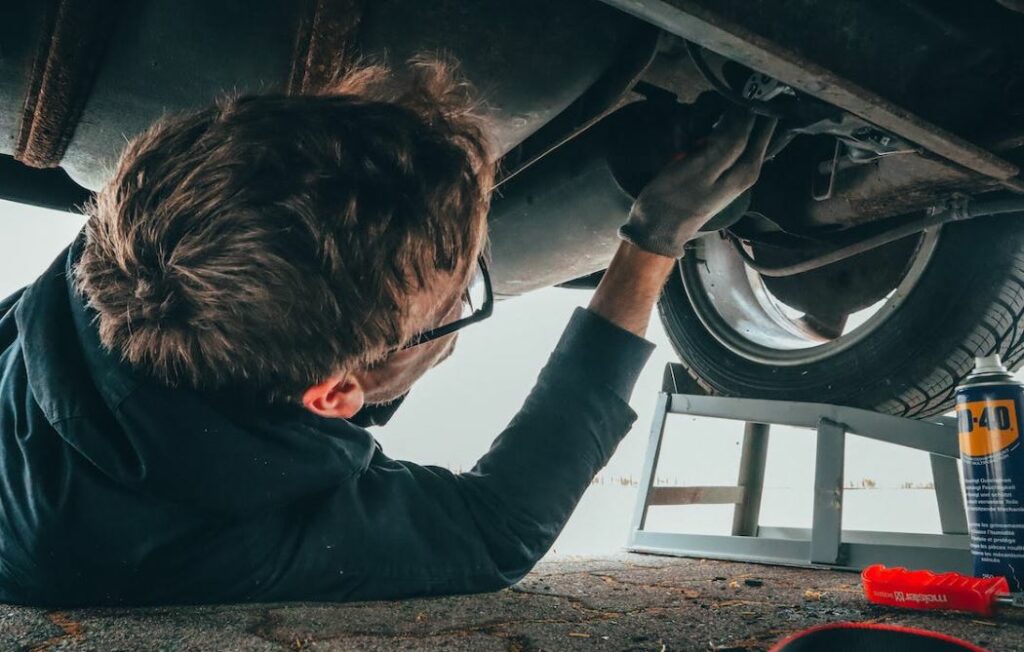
{"left": 400, "top": 255, "right": 494, "bottom": 350}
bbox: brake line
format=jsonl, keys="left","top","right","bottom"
{"left": 731, "top": 196, "right": 1024, "bottom": 277}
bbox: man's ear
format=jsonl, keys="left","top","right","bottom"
{"left": 302, "top": 373, "right": 365, "bottom": 419}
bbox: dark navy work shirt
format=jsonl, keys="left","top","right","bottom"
{"left": 0, "top": 233, "right": 654, "bottom": 606}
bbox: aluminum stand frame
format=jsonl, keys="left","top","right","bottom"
{"left": 626, "top": 364, "right": 972, "bottom": 573}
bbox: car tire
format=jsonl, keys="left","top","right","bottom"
{"left": 657, "top": 214, "right": 1024, "bottom": 417}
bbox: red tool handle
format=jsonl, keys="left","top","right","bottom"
{"left": 862, "top": 564, "right": 1010, "bottom": 617}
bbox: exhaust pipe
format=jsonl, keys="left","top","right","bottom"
{"left": 488, "top": 94, "right": 741, "bottom": 296}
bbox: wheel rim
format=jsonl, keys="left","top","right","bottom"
{"left": 680, "top": 228, "right": 941, "bottom": 366}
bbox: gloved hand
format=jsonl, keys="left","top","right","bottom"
{"left": 618, "top": 109, "right": 777, "bottom": 259}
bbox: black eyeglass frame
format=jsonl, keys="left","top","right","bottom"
{"left": 400, "top": 255, "right": 494, "bottom": 350}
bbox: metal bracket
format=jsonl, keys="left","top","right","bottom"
{"left": 596, "top": 0, "right": 1024, "bottom": 192}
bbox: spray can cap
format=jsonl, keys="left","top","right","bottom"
{"left": 974, "top": 354, "right": 1009, "bottom": 375}
{"left": 960, "top": 352, "right": 1020, "bottom": 389}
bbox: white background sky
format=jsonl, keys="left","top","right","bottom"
{"left": 1, "top": 200, "right": 965, "bottom": 553}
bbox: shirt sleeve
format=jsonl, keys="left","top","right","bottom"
{"left": 258, "top": 308, "right": 655, "bottom": 602}
{"left": 0, "top": 287, "right": 26, "bottom": 347}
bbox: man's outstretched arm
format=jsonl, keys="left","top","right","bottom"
{"left": 249, "top": 112, "right": 777, "bottom": 604}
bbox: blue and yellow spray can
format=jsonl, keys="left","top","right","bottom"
{"left": 956, "top": 354, "right": 1024, "bottom": 592}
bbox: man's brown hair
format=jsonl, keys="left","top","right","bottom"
{"left": 75, "top": 59, "right": 494, "bottom": 401}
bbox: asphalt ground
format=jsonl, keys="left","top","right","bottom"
{"left": 3, "top": 554, "right": 1022, "bottom": 651}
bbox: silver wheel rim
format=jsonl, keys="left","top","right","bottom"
{"left": 680, "top": 228, "right": 941, "bottom": 366}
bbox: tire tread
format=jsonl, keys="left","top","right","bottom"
{"left": 659, "top": 217, "right": 1024, "bottom": 418}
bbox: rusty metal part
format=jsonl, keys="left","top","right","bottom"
{"left": 15, "top": 0, "right": 122, "bottom": 168}
{"left": 762, "top": 127, "right": 1024, "bottom": 230}
{"left": 733, "top": 195, "right": 1024, "bottom": 278}
{"left": 596, "top": 0, "right": 1024, "bottom": 191}
{"left": 287, "top": 0, "right": 363, "bottom": 95}
{"left": 801, "top": 154, "right": 1001, "bottom": 227}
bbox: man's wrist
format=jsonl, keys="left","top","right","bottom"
{"left": 588, "top": 242, "right": 675, "bottom": 338}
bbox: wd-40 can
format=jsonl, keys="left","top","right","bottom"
{"left": 956, "top": 354, "right": 1024, "bottom": 592}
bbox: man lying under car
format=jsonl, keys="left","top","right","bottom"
{"left": 0, "top": 60, "right": 775, "bottom": 605}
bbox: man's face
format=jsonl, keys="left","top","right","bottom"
{"left": 353, "top": 263, "right": 473, "bottom": 405}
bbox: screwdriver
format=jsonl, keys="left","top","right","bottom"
{"left": 862, "top": 564, "right": 1024, "bottom": 617}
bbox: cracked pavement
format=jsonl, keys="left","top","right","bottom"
{"left": 2, "top": 554, "right": 1022, "bottom": 651}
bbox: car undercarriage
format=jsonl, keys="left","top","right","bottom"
{"left": 3, "top": 0, "right": 1024, "bottom": 416}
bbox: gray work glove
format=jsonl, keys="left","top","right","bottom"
{"left": 619, "top": 110, "right": 778, "bottom": 258}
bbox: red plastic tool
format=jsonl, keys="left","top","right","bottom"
{"left": 862, "top": 564, "right": 1019, "bottom": 617}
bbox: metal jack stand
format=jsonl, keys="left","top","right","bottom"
{"left": 626, "top": 363, "right": 972, "bottom": 573}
